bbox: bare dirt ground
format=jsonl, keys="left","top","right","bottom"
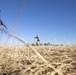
{"left": 0, "top": 44, "right": 76, "bottom": 75}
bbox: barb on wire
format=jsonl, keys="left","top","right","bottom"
{"left": 0, "top": 19, "right": 8, "bottom": 30}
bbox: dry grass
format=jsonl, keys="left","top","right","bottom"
{"left": 0, "top": 44, "right": 76, "bottom": 75}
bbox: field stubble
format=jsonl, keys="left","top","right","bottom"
{"left": 0, "top": 44, "right": 76, "bottom": 75}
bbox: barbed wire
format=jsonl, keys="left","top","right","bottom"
{"left": 4, "top": 0, "right": 25, "bottom": 45}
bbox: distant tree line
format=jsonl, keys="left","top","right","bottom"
{"left": 31, "top": 43, "right": 64, "bottom": 46}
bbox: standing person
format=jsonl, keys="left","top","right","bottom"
{"left": 34, "top": 35, "right": 40, "bottom": 46}
{"left": 0, "top": 19, "right": 8, "bottom": 30}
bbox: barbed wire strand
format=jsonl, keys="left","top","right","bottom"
{"left": 5, "top": 0, "right": 25, "bottom": 45}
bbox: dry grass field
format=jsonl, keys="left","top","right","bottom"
{"left": 0, "top": 44, "right": 76, "bottom": 75}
